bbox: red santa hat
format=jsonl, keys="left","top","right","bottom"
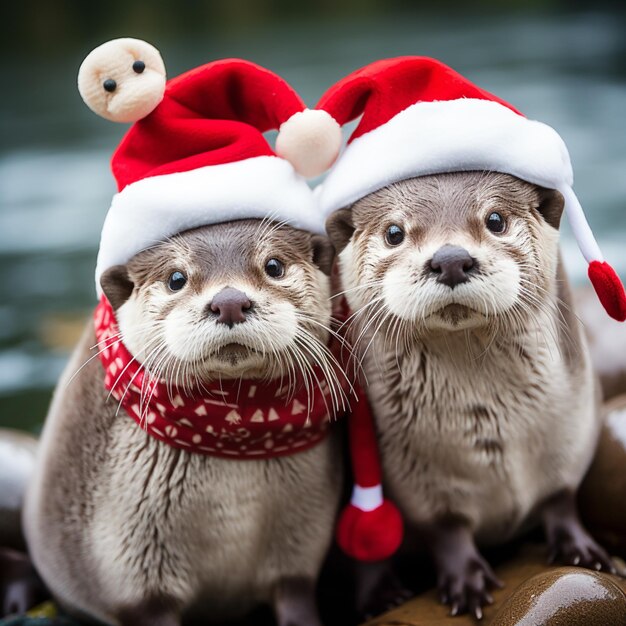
{"left": 77, "top": 38, "right": 342, "bottom": 292}
{"left": 313, "top": 56, "right": 626, "bottom": 322}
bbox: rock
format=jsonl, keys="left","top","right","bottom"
{"left": 364, "top": 544, "right": 626, "bottom": 625}
{"left": 0, "top": 429, "right": 38, "bottom": 550}
{"left": 490, "top": 568, "right": 626, "bottom": 625}
{"left": 575, "top": 286, "right": 626, "bottom": 401}
{"left": 579, "top": 394, "right": 626, "bottom": 558}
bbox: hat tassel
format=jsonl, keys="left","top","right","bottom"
{"left": 562, "top": 185, "right": 626, "bottom": 322}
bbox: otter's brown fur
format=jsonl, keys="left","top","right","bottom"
{"left": 327, "top": 172, "right": 611, "bottom": 618}
{"left": 24, "top": 220, "right": 342, "bottom": 626}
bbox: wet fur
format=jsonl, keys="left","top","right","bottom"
{"left": 24, "top": 220, "right": 342, "bottom": 626}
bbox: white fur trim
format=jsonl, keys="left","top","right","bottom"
{"left": 351, "top": 484, "right": 383, "bottom": 512}
{"left": 318, "top": 98, "right": 605, "bottom": 267}
{"left": 560, "top": 184, "right": 602, "bottom": 263}
{"left": 95, "top": 156, "right": 323, "bottom": 293}
{"left": 318, "top": 98, "right": 573, "bottom": 215}
{"left": 276, "top": 109, "right": 342, "bottom": 178}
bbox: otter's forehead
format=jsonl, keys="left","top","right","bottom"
{"left": 127, "top": 219, "right": 314, "bottom": 288}
{"left": 178, "top": 220, "right": 313, "bottom": 264}
{"left": 352, "top": 171, "right": 545, "bottom": 239}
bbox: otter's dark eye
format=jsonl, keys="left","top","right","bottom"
{"left": 168, "top": 271, "right": 187, "bottom": 291}
{"left": 486, "top": 212, "right": 506, "bottom": 234}
{"left": 264, "top": 258, "right": 284, "bottom": 279}
{"left": 385, "top": 224, "right": 405, "bottom": 246}
{"left": 132, "top": 60, "right": 145, "bottom": 74}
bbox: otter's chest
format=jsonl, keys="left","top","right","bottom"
{"left": 378, "top": 338, "right": 564, "bottom": 451}
{"left": 87, "top": 417, "right": 339, "bottom": 614}
{"left": 89, "top": 422, "right": 268, "bottom": 606}
{"left": 366, "top": 336, "right": 595, "bottom": 535}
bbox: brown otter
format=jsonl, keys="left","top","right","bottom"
{"left": 326, "top": 171, "right": 616, "bottom": 619}
{"left": 23, "top": 219, "right": 343, "bottom": 626}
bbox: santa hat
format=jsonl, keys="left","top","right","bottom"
{"left": 77, "top": 38, "right": 342, "bottom": 292}
{"left": 313, "top": 56, "right": 626, "bottom": 322}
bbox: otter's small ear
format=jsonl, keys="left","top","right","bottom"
{"left": 325, "top": 207, "right": 355, "bottom": 254}
{"left": 311, "top": 234, "right": 335, "bottom": 276}
{"left": 537, "top": 188, "right": 565, "bottom": 230}
{"left": 100, "top": 265, "right": 134, "bottom": 310}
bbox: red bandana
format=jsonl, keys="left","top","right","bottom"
{"left": 94, "top": 297, "right": 340, "bottom": 459}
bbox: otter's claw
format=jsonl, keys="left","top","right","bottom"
{"left": 360, "top": 577, "right": 413, "bottom": 620}
{"left": 437, "top": 555, "right": 503, "bottom": 620}
{"left": 547, "top": 528, "right": 617, "bottom": 575}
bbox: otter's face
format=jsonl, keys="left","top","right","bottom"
{"left": 100, "top": 220, "right": 335, "bottom": 388}
{"left": 327, "top": 172, "right": 564, "bottom": 341}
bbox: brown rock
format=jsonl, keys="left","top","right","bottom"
{"left": 579, "top": 394, "right": 626, "bottom": 558}
{"left": 490, "top": 568, "right": 626, "bottom": 626}
{"left": 575, "top": 286, "right": 626, "bottom": 401}
{"left": 364, "top": 545, "right": 626, "bottom": 625}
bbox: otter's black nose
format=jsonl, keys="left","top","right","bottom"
{"left": 209, "top": 288, "right": 251, "bottom": 328}
{"left": 429, "top": 245, "right": 476, "bottom": 288}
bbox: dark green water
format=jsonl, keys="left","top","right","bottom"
{"left": 2, "top": 10, "right": 626, "bottom": 432}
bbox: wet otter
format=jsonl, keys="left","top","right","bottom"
{"left": 24, "top": 219, "right": 344, "bottom": 626}
{"left": 327, "top": 171, "right": 615, "bottom": 618}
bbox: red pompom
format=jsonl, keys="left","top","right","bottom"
{"left": 336, "top": 500, "right": 404, "bottom": 562}
{"left": 588, "top": 261, "right": 626, "bottom": 322}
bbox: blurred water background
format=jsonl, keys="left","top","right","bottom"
{"left": 1, "top": 1, "right": 626, "bottom": 432}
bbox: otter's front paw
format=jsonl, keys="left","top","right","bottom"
{"left": 547, "top": 525, "right": 617, "bottom": 575}
{"left": 542, "top": 490, "right": 618, "bottom": 575}
{"left": 437, "top": 554, "right": 503, "bottom": 620}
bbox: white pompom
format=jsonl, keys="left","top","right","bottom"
{"left": 78, "top": 38, "right": 166, "bottom": 123}
{"left": 276, "top": 109, "right": 342, "bottom": 178}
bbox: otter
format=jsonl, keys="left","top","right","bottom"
{"left": 23, "top": 219, "right": 343, "bottom": 626}
{"left": 326, "top": 171, "right": 615, "bottom": 619}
